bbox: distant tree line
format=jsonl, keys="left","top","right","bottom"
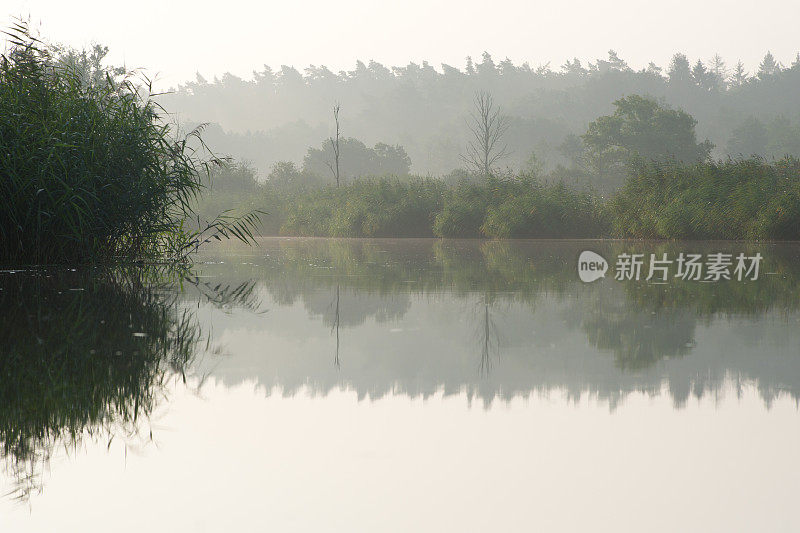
{"left": 163, "top": 49, "right": 800, "bottom": 187}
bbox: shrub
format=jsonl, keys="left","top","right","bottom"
{"left": 610, "top": 157, "right": 800, "bottom": 240}
{"left": 222, "top": 157, "right": 800, "bottom": 242}
{"left": 281, "top": 190, "right": 338, "bottom": 236}
{"left": 281, "top": 178, "right": 444, "bottom": 237}
{"left": 481, "top": 182, "right": 607, "bottom": 238}
{"left": 433, "top": 182, "right": 495, "bottom": 237}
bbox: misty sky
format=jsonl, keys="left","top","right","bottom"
{"left": 5, "top": 0, "right": 800, "bottom": 87}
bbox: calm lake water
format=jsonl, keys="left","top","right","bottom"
{"left": 2, "top": 238, "right": 800, "bottom": 532}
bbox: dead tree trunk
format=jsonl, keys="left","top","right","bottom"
{"left": 327, "top": 103, "right": 342, "bottom": 187}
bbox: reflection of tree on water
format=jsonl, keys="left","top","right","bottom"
{"left": 304, "top": 289, "right": 410, "bottom": 329}
{"left": 194, "top": 239, "right": 800, "bottom": 406}
{"left": 474, "top": 293, "right": 500, "bottom": 377}
{"left": 0, "top": 267, "right": 255, "bottom": 503}
{"left": 576, "top": 283, "right": 696, "bottom": 370}
{"left": 247, "top": 239, "right": 800, "bottom": 371}
{"left": 331, "top": 284, "right": 340, "bottom": 368}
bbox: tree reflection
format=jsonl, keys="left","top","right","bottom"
{"left": 332, "top": 284, "right": 341, "bottom": 368}
{"left": 225, "top": 239, "right": 800, "bottom": 372}
{"left": 0, "top": 266, "right": 256, "bottom": 502}
{"left": 188, "top": 239, "right": 800, "bottom": 407}
{"left": 477, "top": 297, "right": 499, "bottom": 376}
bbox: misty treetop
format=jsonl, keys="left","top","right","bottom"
{"left": 580, "top": 95, "right": 714, "bottom": 187}
{"left": 162, "top": 49, "right": 800, "bottom": 180}
{"left": 303, "top": 138, "right": 411, "bottom": 182}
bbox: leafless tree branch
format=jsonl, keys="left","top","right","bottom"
{"left": 461, "top": 91, "right": 510, "bottom": 177}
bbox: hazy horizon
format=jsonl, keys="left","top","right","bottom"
{"left": 5, "top": 0, "right": 800, "bottom": 87}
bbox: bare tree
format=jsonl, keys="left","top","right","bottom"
{"left": 326, "top": 103, "right": 342, "bottom": 187}
{"left": 462, "top": 91, "right": 510, "bottom": 176}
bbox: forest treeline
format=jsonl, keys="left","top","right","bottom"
{"left": 6, "top": 21, "right": 800, "bottom": 251}
{"left": 195, "top": 89, "right": 800, "bottom": 240}
{"left": 162, "top": 49, "right": 800, "bottom": 185}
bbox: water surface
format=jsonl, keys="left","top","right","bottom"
{"left": 2, "top": 239, "right": 799, "bottom": 532}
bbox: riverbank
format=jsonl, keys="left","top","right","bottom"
{"left": 197, "top": 157, "right": 800, "bottom": 241}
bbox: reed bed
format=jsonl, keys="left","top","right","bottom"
{"left": 0, "top": 22, "right": 259, "bottom": 264}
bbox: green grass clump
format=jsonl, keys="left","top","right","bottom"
{"left": 276, "top": 175, "right": 607, "bottom": 238}
{"left": 433, "top": 180, "right": 502, "bottom": 237}
{"left": 434, "top": 176, "right": 608, "bottom": 238}
{"left": 0, "top": 23, "right": 258, "bottom": 264}
{"left": 200, "top": 157, "right": 800, "bottom": 240}
{"left": 329, "top": 178, "right": 445, "bottom": 237}
{"left": 610, "top": 157, "right": 800, "bottom": 240}
{"left": 281, "top": 177, "right": 445, "bottom": 237}
{"left": 281, "top": 187, "right": 340, "bottom": 236}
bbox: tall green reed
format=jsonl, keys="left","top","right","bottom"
{"left": 0, "top": 21, "right": 260, "bottom": 264}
